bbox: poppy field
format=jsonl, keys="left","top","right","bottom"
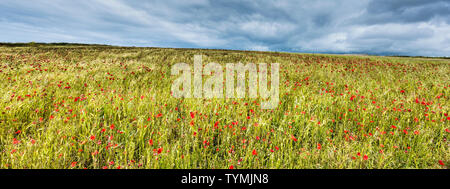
{"left": 0, "top": 44, "right": 448, "bottom": 169}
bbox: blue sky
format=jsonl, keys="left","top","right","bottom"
{"left": 1, "top": 0, "right": 449, "bottom": 56}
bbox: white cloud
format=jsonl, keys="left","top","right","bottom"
{"left": 0, "top": 0, "right": 449, "bottom": 56}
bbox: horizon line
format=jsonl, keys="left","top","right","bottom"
{"left": 1, "top": 41, "right": 449, "bottom": 59}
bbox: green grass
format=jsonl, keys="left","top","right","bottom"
{"left": 0, "top": 44, "right": 448, "bottom": 169}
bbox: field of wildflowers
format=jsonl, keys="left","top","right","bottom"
{"left": 0, "top": 44, "right": 448, "bottom": 169}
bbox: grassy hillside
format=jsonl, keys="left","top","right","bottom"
{"left": 0, "top": 44, "right": 448, "bottom": 169}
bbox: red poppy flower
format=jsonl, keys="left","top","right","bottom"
{"left": 363, "top": 155, "right": 368, "bottom": 160}
{"left": 291, "top": 135, "right": 298, "bottom": 142}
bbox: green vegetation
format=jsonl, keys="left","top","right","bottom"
{"left": 0, "top": 44, "right": 448, "bottom": 169}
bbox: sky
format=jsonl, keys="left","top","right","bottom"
{"left": 0, "top": 0, "right": 449, "bottom": 57}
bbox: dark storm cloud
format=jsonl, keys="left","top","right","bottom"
{"left": 0, "top": 0, "right": 449, "bottom": 56}
{"left": 364, "top": 0, "right": 450, "bottom": 24}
